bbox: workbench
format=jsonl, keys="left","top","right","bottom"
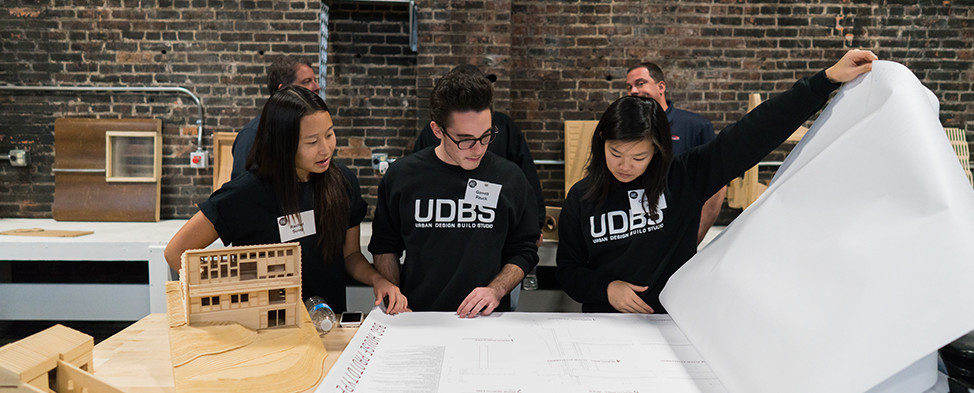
{"left": 0, "top": 218, "right": 185, "bottom": 320}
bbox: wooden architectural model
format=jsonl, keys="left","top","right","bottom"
{"left": 179, "top": 243, "right": 303, "bottom": 330}
{"left": 168, "top": 243, "right": 328, "bottom": 392}
{"left": 0, "top": 324, "right": 124, "bottom": 393}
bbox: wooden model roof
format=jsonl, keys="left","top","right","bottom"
{"left": 0, "top": 324, "right": 93, "bottom": 384}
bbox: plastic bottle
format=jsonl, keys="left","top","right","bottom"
{"left": 304, "top": 296, "right": 336, "bottom": 335}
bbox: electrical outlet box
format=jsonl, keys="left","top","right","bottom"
{"left": 190, "top": 150, "right": 208, "bottom": 169}
{"left": 9, "top": 149, "right": 28, "bottom": 167}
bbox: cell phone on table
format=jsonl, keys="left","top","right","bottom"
{"left": 339, "top": 312, "right": 363, "bottom": 327}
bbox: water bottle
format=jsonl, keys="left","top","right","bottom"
{"left": 522, "top": 266, "right": 539, "bottom": 291}
{"left": 304, "top": 296, "right": 336, "bottom": 335}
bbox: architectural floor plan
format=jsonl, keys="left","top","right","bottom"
{"left": 320, "top": 311, "right": 726, "bottom": 393}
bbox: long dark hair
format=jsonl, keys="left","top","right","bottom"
{"left": 248, "top": 86, "right": 350, "bottom": 263}
{"left": 583, "top": 95, "right": 672, "bottom": 216}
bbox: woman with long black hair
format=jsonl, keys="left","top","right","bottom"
{"left": 557, "top": 50, "right": 877, "bottom": 314}
{"left": 165, "top": 85, "right": 406, "bottom": 314}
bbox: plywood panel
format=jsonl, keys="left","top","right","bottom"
{"left": 212, "top": 132, "right": 237, "bottom": 192}
{"left": 564, "top": 121, "right": 599, "bottom": 195}
{"left": 54, "top": 118, "right": 162, "bottom": 222}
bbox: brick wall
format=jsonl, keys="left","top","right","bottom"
{"left": 326, "top": 2, "right": 416, "bottom": 217}
{"left": 1, "top": 0, "right": 971, "bottom": 221}
{"left": 1, "top": 0, "right": 324, "bottom": 218}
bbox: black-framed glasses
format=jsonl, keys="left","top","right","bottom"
{"left": 441, "top": 126, "right": 498, "bottom": 150}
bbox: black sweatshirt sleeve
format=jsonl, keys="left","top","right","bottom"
{"left": 682, "top": 70, "right": 840, "bottom": 200}
{"left": 501, "top": 171, "right": 541, "bottom": 274}
{"left": 555, "top": 183, "right": 610, "bottom": 304}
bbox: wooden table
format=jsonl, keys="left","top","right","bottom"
{"left": 91, "top": 313, "right": 359, "bottom": 393}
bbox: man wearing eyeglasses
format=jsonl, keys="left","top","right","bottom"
{"left": 413, "top": 64, "right": 546, "bottom": 234}
{"left": 369, "top": 65, "right": 540, "bottom": 317}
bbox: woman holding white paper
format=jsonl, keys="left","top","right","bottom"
{"left": 556, "top": 50, "right": 877, "bottom": 314}
{"left": 164, "top": 86, "right": 407, "bottom": 314}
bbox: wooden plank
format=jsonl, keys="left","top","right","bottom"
{"left": 564, "top": 120, "right": 599, "bottom": 195}
{"left": 54, "top": 173, "right": 159, "bottom": 221}
{"left": 0, "top": 228, "right": 94, "bottom": 237}
{"left": 212, "top": 132, "right": 237, "bottom": 192}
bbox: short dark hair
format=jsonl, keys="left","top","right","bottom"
{"left": 429, "top": 65, "right": 493, "bottom": 128}
{"left": 584, "top": 96, "right": 672, "bottom": 217}
{"left": 627, "top": 62, "right": 666, "bottom": 84}
{"left": 267, "top": 57, "right": 313, "bottom": 95}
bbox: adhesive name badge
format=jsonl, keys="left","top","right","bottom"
{"left": 463, "top": 179, "right": 502, "bottom": 208}
{"left": 278, "top": 210, "right": 317, "bottom": 242}
{"left": 628, "top": 189, "right": 667, "bottom": 214}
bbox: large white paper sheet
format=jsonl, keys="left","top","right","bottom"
{"left": 661, "top": 61, "right": 974, "bottom": 393}
{"left": 318, "top": 311, "right": 727, "bottom": 393}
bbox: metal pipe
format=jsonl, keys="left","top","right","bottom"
{"left": 52, "top": 168, "right": 106, "bottom": 173}
{"left": 0, "top": 85, "right": 205, "bottom": 151}
{"left": 534, "top": 159, "right": 565, "bottom": 165}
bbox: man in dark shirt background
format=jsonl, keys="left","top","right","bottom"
{"left": 626, "top": 62, "right": 727, "bottom": 244}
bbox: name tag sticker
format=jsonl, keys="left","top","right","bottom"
{"left": 278, "top": 210, "right": 317, "bottom": 242}
{"left": 463, "top": 178, "right": 502, "bottom": 208}
{"left": 628, "top": 189, "right": 667, "bottom": 215}
{"left": 628, "top": 189, "right": 648, "bottom": 214}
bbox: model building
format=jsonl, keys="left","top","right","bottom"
{"left": 167, "top": 242, "right": 327, "bottom": 392}
{"left": 179, "top": 242, "right": 303, "bottom": 330}
{"left": 0, "top": 324, "right": 124, "bottom": 393}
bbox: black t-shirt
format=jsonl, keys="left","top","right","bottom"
{"left": 557, "top": 70, "right": 839, "bottom": 313}
{"left": 199, "top": 163, "right": 367, "bottom": 313}
{"left": 369, "top": 148, "right": 540, "bottom": 312}
{"left": 414, "top": 111, "right": 546, "bottom": 228}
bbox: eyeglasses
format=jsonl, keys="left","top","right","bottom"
{"left": 441, "top": 126, "right": 498, "bottom": 150}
